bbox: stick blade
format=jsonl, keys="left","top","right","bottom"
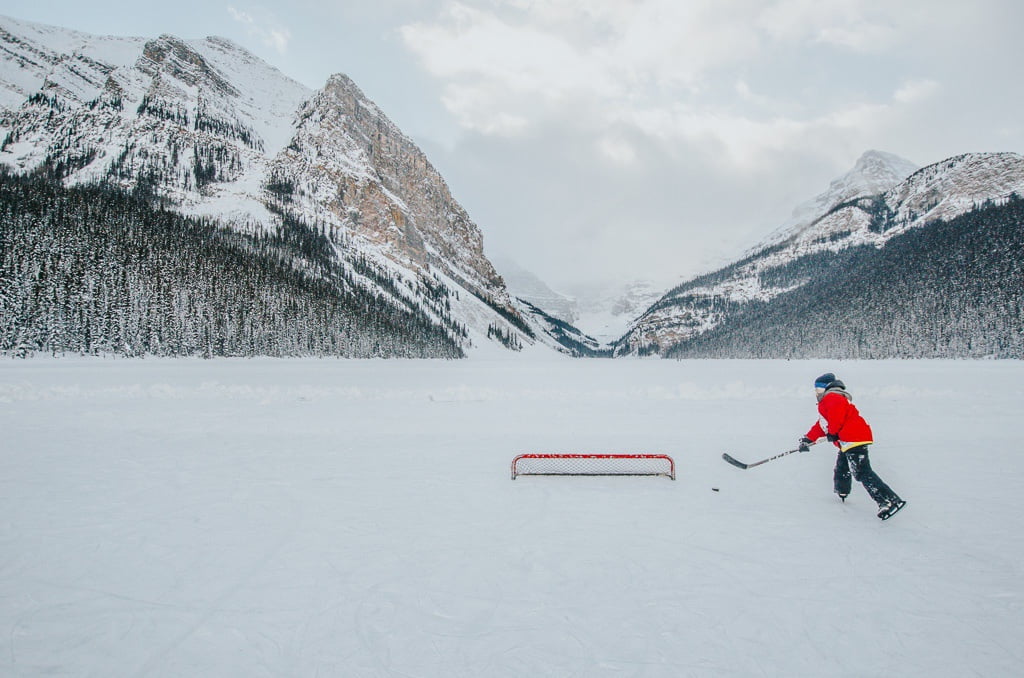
{"left": 722, "top": 453, "right": 748, "bottom": 469}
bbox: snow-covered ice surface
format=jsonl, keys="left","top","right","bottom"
{"left": 1, "top": 356, "right": 1022, "bottom": 677}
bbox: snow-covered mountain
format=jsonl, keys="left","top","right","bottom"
{"left": 490, "top": 256, "right": 578, "bottom": 324}
{"left": 617, "top": 150, "right": 1024, "bottom": 356}
{"left": 494, "top": 255, "right": 675, "bottom": 347}
{"left": 758, "top": 150, "right": 920, "bottom": 250}
{"left": 491, "top": 256, "right": 667, "bottom": 349}
{"left": 482, "top": 257, "right": 606, "bottom": 356}
{"left": 562, "top": 280, "right": 669, "bottom": 345}
{"left": 0, "top": 15, "right": 543, "bottom": 355}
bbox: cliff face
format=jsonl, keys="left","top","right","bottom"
{"left": 271, "top": 74, "right": 507, "bottom": 304}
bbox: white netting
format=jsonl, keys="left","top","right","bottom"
{"left": 511, "top": 454, "right": 675, "bottom": 479}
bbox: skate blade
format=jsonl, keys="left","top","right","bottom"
{"left": 880, "top": 500, "right": 907, "bottom": 520}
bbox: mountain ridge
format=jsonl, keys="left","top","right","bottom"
{"left": 0, "top": 14, "right": 567, "bottom": 356}
{"left": 756, "top": 149, "right": 920, "bottom": 251}
{"left": 617, "top": 150, "right": 1024, "bottom": 357}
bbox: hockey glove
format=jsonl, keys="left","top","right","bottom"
{"left": 826, "top": 433, "right": 840, "bottom": 443}
{"left": 798, "top": 437, "right": 813, "bottom": 452}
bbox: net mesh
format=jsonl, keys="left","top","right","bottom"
{"left": 511, "top": 454, "right": 675, "bottom": 479}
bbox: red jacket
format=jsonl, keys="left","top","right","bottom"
{"left": 806, "top": 389, "right": 873, "bottom": 451}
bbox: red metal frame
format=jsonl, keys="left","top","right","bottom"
{"left": 511, "top": 453, "right": 676, "bottom": 480}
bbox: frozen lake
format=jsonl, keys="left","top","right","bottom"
{"left": 2, "top": 356, "right": 1022, "bottom": 676}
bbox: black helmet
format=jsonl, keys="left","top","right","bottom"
{"left": 814, "top": 373, "right": 837, "bottom": 390}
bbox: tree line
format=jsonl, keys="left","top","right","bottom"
{"left": 662, "top": 196, "right": 1024, "bottom": 359}
{"left": 0, "top": 168, "right": 464, "bottom": 359}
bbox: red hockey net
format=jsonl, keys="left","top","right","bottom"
{"left": 511, "top": 454, "right": 676, "bottom": 480}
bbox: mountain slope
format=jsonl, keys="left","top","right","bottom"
{"left": 563, "top": 279, "right": 669, "bottom": 345}
{"left": 758, "top": 150, "right": 919, "bottom": 250}
{"left": 0, "top": 170, "right": 464, "bottom": 358}
{"left": 665, "top": 196, "right": 1024, "bottom": 358}
{"left": 491, "top": 256, "right": 667, "bottom": 346}
{"left": 491, "top": 256, "right": 578, "bottom": 324}
{"left": 0, "top": 15, "right": 545, "bottom": 356}
{"left": 617, "top": 151, "right": 1024, "bottom": 357}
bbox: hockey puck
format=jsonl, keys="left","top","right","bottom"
{"left": 712, "top": 487, "right": 720, "bottom": 492}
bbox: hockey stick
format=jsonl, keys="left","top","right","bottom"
{"left": 722, "top": 447, "right": 802, "bottom": 470}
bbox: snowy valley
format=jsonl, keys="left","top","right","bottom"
{"left": 2, "top": 11, "right": 1024, "bottom": 678}
{"left": 2, "top": 14, "right": 1023, "bottom": 360}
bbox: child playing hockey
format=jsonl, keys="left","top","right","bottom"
{"left": 798, "top": 373, "right": 906, "bottom": 520}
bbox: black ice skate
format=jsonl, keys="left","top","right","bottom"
{"left": 877, "top": 499, "right": 907, "bottom": 520}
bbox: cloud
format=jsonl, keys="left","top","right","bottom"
{"left": 611, "top": 79, "right": 934, "bottom": 171}
{"left": 399, "top": 2, "right": 618, "bottom": 135}
{"left": 397, "top": 0, "right": 1023, "bottom": 289}
{"left": 398, "top": 0, "right": 933, "bottom": 170}
{"left": 228, "top": 6, "right": 291, "bottom": 55}
{"left": 400, "top": 1, "right": 763, "bottom": 101}
{"left": 757, "top": 0, "right": 897, "bottom": 51}
{"left": 893, "top": 79, "right": 939, "bottom": 104}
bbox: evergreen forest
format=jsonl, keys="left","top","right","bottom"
{"left": 0, "top": 169, "right": 464, "bottom": 358}
{"left": 663, "top": 196, "right": 1024, "bottom": 359}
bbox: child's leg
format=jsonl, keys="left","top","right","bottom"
{"left": 833, "top": 450, "right": 852, "bottom": 497}
{"left": 846, "top": 446, "right": 900, "bottom": 506}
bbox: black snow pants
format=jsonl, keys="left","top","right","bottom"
{"left": 833, "top": 445, "right": 901, "bottom": 506}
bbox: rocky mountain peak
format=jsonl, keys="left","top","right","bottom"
{"left": 851, "top": 149, "right": 920, "bottom": 185}
{"left": 1, "top": 15, "right": 530, "bottom": 354}
{"left": 759, "top": 150, "right": 918, "bottom": 250}
{"left": 299, "top": 71, "right": 506, "bottom": 299}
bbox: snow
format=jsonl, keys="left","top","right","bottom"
{"left": 624, "top": 151, "right": 1024, "bottom": 354}
{"left": 1, "top": 356, "right": 1022, "bottom": 676}
{"left": 188, "top": 36, "right": 310, "bottom": 157}
{"left": 565, "top": 280, "right": 671, "bottom": 344}
{"left": 0, "top": 15, "right": 146, "bottom": 106}
{"left": 758, "top": 150, "right": 919, "bottom": 252}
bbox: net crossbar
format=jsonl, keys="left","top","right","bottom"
{"left": 511, "top": 454, "right": 676, "bottom": 480}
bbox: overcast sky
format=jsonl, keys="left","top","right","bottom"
{"left": 5, "top": 1, "right": 1023, "bottom": 290}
